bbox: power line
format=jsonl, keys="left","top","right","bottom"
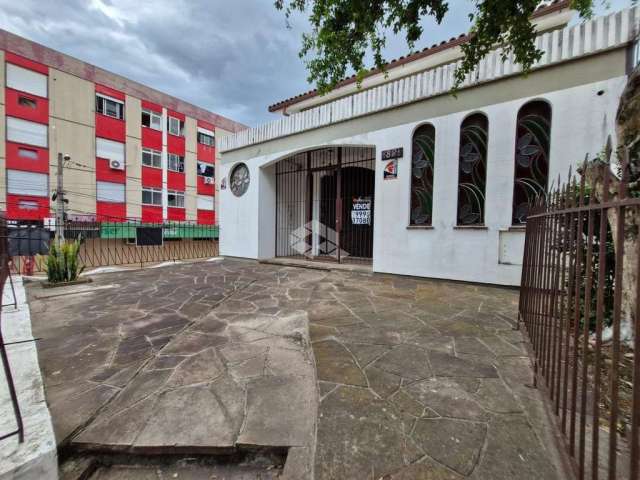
{"left": 0, "top": 187, "right": 214, "bottom": 213}
{"left": 0, "top": 197, "right": 216, "bottom": 225}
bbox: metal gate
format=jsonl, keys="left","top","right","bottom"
{"left": 275, "top": 146, "right": 375, "bottom": 264}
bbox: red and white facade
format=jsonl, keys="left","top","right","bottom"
{"left": 4, "top": 53, "right": 50, "bottom": 220}
{"left": 0, "top": 30, "right": 246, "bottom": 225}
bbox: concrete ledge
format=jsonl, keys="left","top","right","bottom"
{"left": 259, "top": 257, "right": 372, "bottom": 274}
{"left": 0, "top": 276, "right": 57, "bottom": 480}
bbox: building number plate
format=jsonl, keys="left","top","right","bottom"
{"left": 381, "top": 148, "right": 403, "bottom": 160}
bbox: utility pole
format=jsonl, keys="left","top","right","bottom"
{"left": 55, "top": 153, "right": 66, "bottom": 246}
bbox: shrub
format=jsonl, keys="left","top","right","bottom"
{"left": 45, "top": 238, "right": 84, "bottom": 283}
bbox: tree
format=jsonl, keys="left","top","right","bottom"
{"left": 581, "top": 70, "right": 640, "bottom": 342}
{"left": 275, "top": 0, "right": 599, "bottom": 95}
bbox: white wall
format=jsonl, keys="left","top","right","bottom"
{"left": 219, "top": 75, "right": 626, "bottom": 285}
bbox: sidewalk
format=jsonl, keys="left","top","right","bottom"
{"left": 0, "top": 275, "right": 57, "bottom": 480}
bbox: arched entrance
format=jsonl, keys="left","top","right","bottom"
{"left": 275, "top": 146, "right": 375, "bottom": 264}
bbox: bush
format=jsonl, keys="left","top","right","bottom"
{"left": 45, "top": 238, "right": 84, "bottom": 283}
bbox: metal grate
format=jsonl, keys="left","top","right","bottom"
{"left": 519, "top": 149, "right": 639, "bottom": 479}
{"left": 7, "top": 220, "right": 219, "bottom": 274}
{"left": 275, "top": 146, "right": 375, "bottom": 264}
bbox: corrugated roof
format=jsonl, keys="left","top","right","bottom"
{"left": 268, "top": 0, "right": 571, "bottom": 113}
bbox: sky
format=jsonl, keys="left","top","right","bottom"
{"left": 0, "top": 0, "right": 632, "bottom": 127}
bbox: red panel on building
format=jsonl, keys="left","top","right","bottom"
{"left": 197, "top": 120, "right": 215, "bottom": 131}
{"left": 96, "top": 158, "right": 126, "bottom": 183}
{"left": 141, "top": 127, "right": 162, "bottom": 150}
{"left": 6, "top": 142, "right": 49, "bottom": 173}
{"left": 95, "top": 84, "right": 125, "bottom": 101}
{"left": 141, "top": 100, "right": 162, "bottom": 113}
{"left": 97, "top": 202, "right": 126, "bottom": 222}
{"left": 6, "top": 194, "right": 49, "bottom": 220}
{"left": 142, "top": 205, "right": 163, "bottom": 223}
{"left": 5, "top": 89, "right": 49, "bottom": 124}
{"left": 141, "top": 166, "right": 162, "bottom": 188}
{"left": 197, "top": 210, "right": 215, "bottom": 225}
{"left": 197, "top": 143, "right": 215, "bottom": 162}
{"left": 167, "top": 171, "right": 185, "bottom": 190}
{"left": 167, "top": 207, "right": 185, "bottom": 221}
{"left": 167, "top": 109, "right": 185, "bottom": 121}
{"left": 167, "top": 134, "right": 185, "bottom": 155}
{"left": 197, "top": 176, "right": 214, "bottom": 195}
{"left": 96, "top": 114, "right": 126, "bottom": 142}
{"left": 5, "top": 52, "right": 48, "bottom": 75}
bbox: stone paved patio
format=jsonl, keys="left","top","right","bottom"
{"left": 26, "top": 259, "right": 566, "bottom": 479}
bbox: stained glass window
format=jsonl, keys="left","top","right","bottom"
{"left": 410, "top": 124, "right": 436, "bottom": 226}
{"left": 457, "top": 113, "right": 488, "bottom": 226}
{"left": 512, "top": 101, "right": 551, "bottom": 225}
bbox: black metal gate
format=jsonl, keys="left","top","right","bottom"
{"left": 275, "top": 146, "right": 375, "bottom": 264}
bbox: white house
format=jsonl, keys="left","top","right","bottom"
{"left": 217, "top": 1, "right": 637, "bottom": 286}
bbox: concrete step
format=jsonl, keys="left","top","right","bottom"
{"left": 59, "top": 451, "right": 286, "bottom": 480}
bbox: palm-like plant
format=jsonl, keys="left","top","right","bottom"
{"left": 45, "top": 237, "right": 85, "bottom": 283}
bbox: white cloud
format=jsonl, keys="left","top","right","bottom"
{"left": 0, "top": 0, "right": 632, "bottom": 126}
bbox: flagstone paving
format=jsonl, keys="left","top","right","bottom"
{"left": 26, "top": 259, "right": 566, "bottom": 479}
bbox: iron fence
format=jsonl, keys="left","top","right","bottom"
{"left": 0, "top": 214, "right": 24, "bottom": 443}
{"left": 519, "top": 151, "right": 639, "bottom": 479}
{"left": 275, "top": 146, "right": 375, "bottom": 265}
{"left": 8, "top": 219, "right": 219, "bottom": 275}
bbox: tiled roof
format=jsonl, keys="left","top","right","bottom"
{"left": 268, "top": 0, "right": 571, "bottom": 113}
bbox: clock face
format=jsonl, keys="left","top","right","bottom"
{"left": 230, "top": 163, "right": 250, "bottom": 197}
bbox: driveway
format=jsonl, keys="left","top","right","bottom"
{"left": 27, "top": 259, "right": 564, "bottom": 479}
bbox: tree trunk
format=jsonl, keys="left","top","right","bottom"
{"left": 582, "top": 68, "right": 640, "bottom": 343}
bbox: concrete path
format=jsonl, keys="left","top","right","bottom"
{"left": 306, "top": 272, "right": 565, "bottom": 479}
{"left": 0, "top": 276, "right": 57, "bottom": 480}
{"left": 27, "top": 261, "right": 317, "bottom": 478}
{"left": 26, "top": 259, "right": 566, "bottom": 479}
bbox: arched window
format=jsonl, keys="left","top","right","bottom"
{"left": 512, "top": 101, "right": 551, "bottom": 225}
{"left": 410, "top": 124, "right": 436, "bottom": 226}
{"left": 457, "top": 113, "right": 488, "bottom": 225}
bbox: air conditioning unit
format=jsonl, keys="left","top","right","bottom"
{"left": 110, "top": 159, "right": 125, "bottom": 170}
{"left": 204, "top": 177, "right": 214, "bottom": 185}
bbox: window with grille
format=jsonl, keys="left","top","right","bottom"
{"left": 456, "top": 113, "right": 488, "bottom": 226}
{"left": 512, "top": 101, "right": 551, "bottom": 225}
{"left": 410, "top": 124, "right": 436, "bottom": 226}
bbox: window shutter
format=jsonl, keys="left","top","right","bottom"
{"left": 97, "top": 181, "right": 125, "bottom": 203}
{"left": 7, "top": 170, "right": 48, "bottom": 197}
{"left": 6, "top": 64, "right": 48, "bottom": 98}
{"left": 197, "top": 195, "right": 214, "bottom": 211}
{"left": 7, "top": 117, "right": 48, "bottom": 147}
{"left": 96, "top": 138, "right": 125, "bottom": 163}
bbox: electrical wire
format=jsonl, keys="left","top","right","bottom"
{"left": 0, "top": 197, "right": 215, "bottom": 224}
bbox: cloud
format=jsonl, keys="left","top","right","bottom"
{"left": 0, "top": 0, "right": 631, "bottom": 127}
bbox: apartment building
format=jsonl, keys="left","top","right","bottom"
{"left": 0, "top": 29, "right": 246, "bottom": 228}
